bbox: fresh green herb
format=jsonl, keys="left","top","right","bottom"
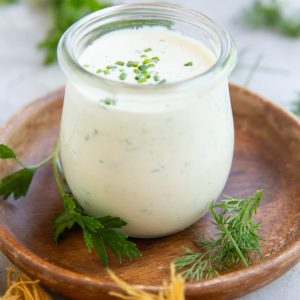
{"left": 243, "top": 54, "right": 264, "bottom": 86}
{"left": 157, "top": 79, "right": 167, "bottom": 85}
{"left": 143, "top": 58, "right": 153, "bottom": 65}
{"left": 132, "top": 61, "right": 139, "bottom": 67}
{"left": 106, "top": 65, "right": 117, "bottom": 70}
{"left": 174, "top": 190, "right": 263, "bottom": 281}
{"left": 100, "top": 97, "right": 116, "bottom": 106}
{"left": 291, "top": 92, "right": 300, "bottom": 117}
{"left": 152, "top": 57, "right": 160, "bottom": 62}
{"left": 140, "top": 54, "right": 147, "bottom": 58}
{"left": 38, "top": 0, "right": 112, "bottom": 64}
{"left": 0, "top": 144, "right": 16, "bottom": 159}
{"left": 135, "top": 74, "right": 144, "bottom": 81}
{"left": 0, "top": 168, "right": 36, "bottom": 200}
{"left": 119, "top": 72, "right": 127, "bottom": 80}
{"left": 0, "top": 0, "right": 18, "bottom": 4}
{"left": 0, "top": 143, "right": 141, "bottom": 266}
{"left": 233, "top": 48, "right": 289, "bottom": 86}
{"left": 53, "top": 194, "right": 140, "bottom": 266}
{"left": 93, "top": 50, "right": 162, "bottom": 84}
{"left": 138, "top": 65, "right": 148, "bottom": 72}
{"left": 96, "top": 68, "right": 102, "bottom": 74}
{"left": 0, "top": 145, "right": 52, "bottom": 199}
{"left": 143, "top": 72, "right": 151, "bottom": 79}
{"left": 115, "top": 61, "right": 125, "bottom": 66}
{"left": 138, "top": 77, "right": 147, "bottom": 83}
{"left": 127, "top": 61, "right": 134, "bottom": 67}
{"left": 184, "top": 61, "right": 193, "bottom": 66}
{"left": 243, "top": 0, "right": 300, "bottom": 38}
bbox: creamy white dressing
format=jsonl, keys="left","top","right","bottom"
{"left": 59, "top": 26, "right": 234, "bottom": 237}
{"left": 79, "top": 27, "right": 215, "bottom": 84}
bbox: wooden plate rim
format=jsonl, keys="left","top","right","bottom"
{"left": 0, "top": 84, "right": 300, "bottom": 296}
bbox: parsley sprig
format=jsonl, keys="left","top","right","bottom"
{"left": 174, "top": 190, "right": 263, "bottom": 281}
{"left": 0, "top": 143, "right": 141, "bottom": 266}
{"left": 38, "top": 0, "right": 112, "bottom": 64}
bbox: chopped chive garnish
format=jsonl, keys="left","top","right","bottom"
{"left": 106, "top": 65, "right": 117, "bottom": 70}
{"left": 158, "top": 79, "right": 167, "bottom": 85}
{"left": 138, "top": 77, "right": 147, "bottom": 83}
{"left": 154, "top": 75, "right": 160, "bottom": 82}
{"left": 83, "top": 64, "right": 89, "bottom": 68}
{"left": 184, "top": 61, "right": 193, "bottom": 66}
{"left": 127, "top": 61, "right": 134, "bottom": 67}
{"left": 101, "top": 97, "right": 116, "bottom": 106}
{"left": 115, "top": 61, "right": 125, "bottom": 66}
{"left": 135, "top": 74, "right": 143, "bottom": 80}
{"left": 143, "top": 58, "right": 152, "bottom": 64}
{"left": 92, "top": 48, "right": 163, "bottom": 84}
{"left": 119, "top": 72, "right": 127, "bottom": 80}
{"left": 138, "top": 65, "right": 148, "bottom": 71}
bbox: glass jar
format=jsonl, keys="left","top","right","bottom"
{"left": 57, "top": 3, "right": 236, "bottom": 238}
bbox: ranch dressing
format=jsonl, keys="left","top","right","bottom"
{"left": 59, "top": 26, "right": 234, "bottom": 237}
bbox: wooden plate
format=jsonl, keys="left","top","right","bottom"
{"left": 1, "top": 84, "right": 300, "bottom": 300}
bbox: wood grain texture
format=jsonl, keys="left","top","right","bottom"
{"left": 0, "top": 84, "right": 300, "bottom": 300}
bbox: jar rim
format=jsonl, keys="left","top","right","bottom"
{"left": 57, "top": 2, "right": 237, "bottom": 93}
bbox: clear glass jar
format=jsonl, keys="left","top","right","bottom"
{"left": 57, "top": 3, "right": 236, "bottom": 238}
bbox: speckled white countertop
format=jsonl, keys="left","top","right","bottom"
{"left": 0, "top": 0, "right": 300, "bottom": 299}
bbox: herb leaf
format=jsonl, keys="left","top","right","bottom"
{"left": 39, "top": 0, "right": 112, "bottom": 64}
{"left": 0, "top": 168, "right": 36, "bottom": 200}
{"left": 174, "top": 190, "right": 263, "bottom": 281}
{"left": 0, "top": 144, "right": 16, "bottom": 159}
{"left": 53, "top": 209, "right": 76, "bottom": 243}
{"left": 184, "top": 61, "right": 193, "bottom": 66}
{"left": 93, "top": 233, "right": 108, "bottom": 266}
{"left": 98, "top": 216, "right": 127, "bottom": 228}
{"left": 53, "top": 194, "right": 141, "bottom": 266}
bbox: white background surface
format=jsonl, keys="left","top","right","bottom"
{"left": 0, "top": 0, "right": 300, "bottom": 299}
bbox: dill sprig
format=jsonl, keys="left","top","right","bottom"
{"left": 243, "top": 0, "right": 300, "bottom": 38}
{"left": 174, "top": 190, "right": 264, "bottom": 281}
